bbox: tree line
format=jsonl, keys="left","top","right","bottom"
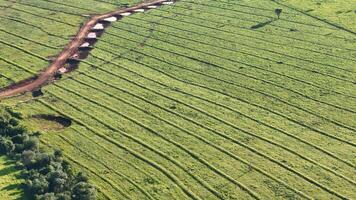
{"left": 0, "top": 106, "right": 96, "bottom": 200}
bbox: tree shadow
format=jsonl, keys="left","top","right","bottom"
{"left": 250, "top": 19, "right": 277, "bottom": 30}
{"left": 1, "top": 183, "right": 27, "bottom": 200}
{"left": 0, "top": 157, "right": 28, "bottom": 199}
{"left": 0, "top": 165, "right": 17, "bottom": 176}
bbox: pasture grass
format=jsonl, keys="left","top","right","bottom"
{"left": 0, "top": 0, "right": 355, "bottom": 199}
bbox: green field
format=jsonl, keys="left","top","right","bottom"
{"left": 0, "top": 156, "right": 26, "bottom": 200}
{"left": 0, "top": 0, "right": 355, "bottom": 199}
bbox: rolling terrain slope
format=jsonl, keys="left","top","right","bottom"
{"left": 0, "top": 0, "right": 355, "bottom": 199}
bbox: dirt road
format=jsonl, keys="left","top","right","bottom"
{"left": 0, "top": 0, "right": 170, "bottom": 99}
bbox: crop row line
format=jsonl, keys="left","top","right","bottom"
{"left": 69, "top": 125, "right": 161, "bottom": 184}
{"left": 3, "top": 35, "right": 354, "bottom": 198}
{"left": 98, "top": 0, "right": 339, "bottom": 34}
{"left": 177, "top": 1, "right": 352, "bottom": 42}
{"left": 187, "top": 0, "right": 356, "bottom": 38}
{"left": 0, "top": 56, "right": 36, "bottom": 74}
{"left": 4, "top": 2, "right": 354, "bottom": 134}
{"left": 38, "top": 0, "right": 95, "bottom": 13}
{"left": 105, "top": 27, "right": 356, "bottom": 132}
{"left": 149, "top": 8, "right": 356, "bottom": 52}
{"left": 0, "top": 28, "right": 60, "bottom": 49}
{"left": 119, "top": 18, "right": 356, "bottom": 82}
{"left": 97, "top": 39, "right": 356, "bottom": 135}
{"left": 3, "top": 5, "right": 355, "bottom": 104}
{"left": 89, "top": 48, "right": 356, "bottom": 162}
{"left": 48, "top": 72, "right": 347, "bottom": 199}
{"left": 3, "top": 0, "right": 85, "bottom": 18}
{"left": 8, "top": 2, "right": 356, "bottom": 84}
{"left": 3, "top": 5, "right": 79, "bottom": 28}
{"left": 266, "top": 0, "right": 356, "bottom": 36}
{"left": 48, "top": 82, "right": 260, "bottom": 200}
{"left": 66, "top": 74, "right": 314, "bottom": 199}
{"left": 13, "top": 0, "right": 355, "bottom": 52}
{"left": 5, "top": 5, "right": 354, "bottom": 93}
{"left": 212, "top": 0, "right": 299, "bottom": 14}
{"left": 142, "top": 10, "right": 356, "bottom": 73}
{"left": 55, "top": 133, "right": 156, "bottom": 200}
{"left": 108, "top": 25, "right": 356, "bottom": 112}
{"left": 107, "top": 23, "right": 353, "bottom": 104}
{"left": 0, "top": 70, "right": 13, "bottom": 82}
{"left": 73, "top": 61, "right": 356, "bottom": 186}
{"left": 95, "top": 0, "right": 356, "bottom": 54}
{"left": 113, "top": 19, "right": 356, "bottom": 83}
{"left": 2, "top": 19, "right": 354, "bottom": 159}
{"left": 190, "top": 0, "right": 344, "bottom": 32}
{"left": 41, "top": 139, "right": 122, "bottom": 200}
{"left": 73, "top": 66, "right": 356, "bottom": 187}
{"left": 0, "top": 15, "right": 67, "bottom": 38}
{"left": 83, "top": 55, "right": 356, "bottom": 197}
{"left": 37, "top": 99, "right": 202, "bottom": 200}
{"left": 2, "top": 29, "right": 354, "bottom": 170}
{"left": 125, "top": 16, "right": 356, "bottom": 65}
{"left": 0, "top": 38, "right": 49, "bottom": 62}
{"left": 84, "top": 53, "right": 356, "bottom": 178}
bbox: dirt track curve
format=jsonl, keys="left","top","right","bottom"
{"left": 0, "top": 0, "right": 175, "bottom": 99}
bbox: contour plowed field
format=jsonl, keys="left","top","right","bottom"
{"left": 0, "top": 0, "right": 355, "bottom": 199}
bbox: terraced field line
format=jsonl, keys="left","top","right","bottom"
{"left": 268, "top": 0, "right": 356, "bottom": 36}
{"left": 0, "top": 0, "right": 174, "bottom": 99}
{"left": 41, "top": 140, "right": 116, "bottom": 200}
{"left": 38, "top": 99, "right": 202, "bottom": 200}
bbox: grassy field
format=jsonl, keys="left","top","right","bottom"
{"left": 0, "top": 156, "right": 26, "bottom": 200}
{"left": 0, "top": 0, "right": 355, "bottom": 199}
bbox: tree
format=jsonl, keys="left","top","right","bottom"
{"left": 47, "top": 170, "right": 68, "bottom": 193}
{"left": 0, "top": 137, "right": 15, "bottom": 154}
{"left": 37, "top": 193, "right": 56, "bottom": 200}
{"left": 24, "top": 137, "right": 39, "bottom": 151}
{"left": 22, "top": 150, "right": 36, "bottom": 166}
{"left": 75, "top": 172, "right": 89, "bottom": 183}
{"left": 11, "top": 133, "right": 28, "bottom": 144}
{"left": 27, "top": 176, "right": 49, "bottom": 195}
{"left": 275, "top": 8, "right": 282, "bottom": 19}
{"left": 56, "top": 192, "right": 71, "bottom": 200}
{"left": 72, "top": 182, "right": 96, "bottom": 200}
{"left": 54, "top": 149, "right": 63, "bottom": 161}
{"left": 32, "top": 153, "right": 51, "bottom": 169}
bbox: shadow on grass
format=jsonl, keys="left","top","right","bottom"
{"left": 251, "top": 19, "right": 277, "bottom": 30}
{"left": 0, "top": 157, "right": 28, "bottom": 200}
{"left": 1, "top": 183, "right": 27, "bottom": 200}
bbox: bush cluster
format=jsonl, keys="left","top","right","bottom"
{"left": 0, "top": 107, "right": 96, "bottom": 200}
